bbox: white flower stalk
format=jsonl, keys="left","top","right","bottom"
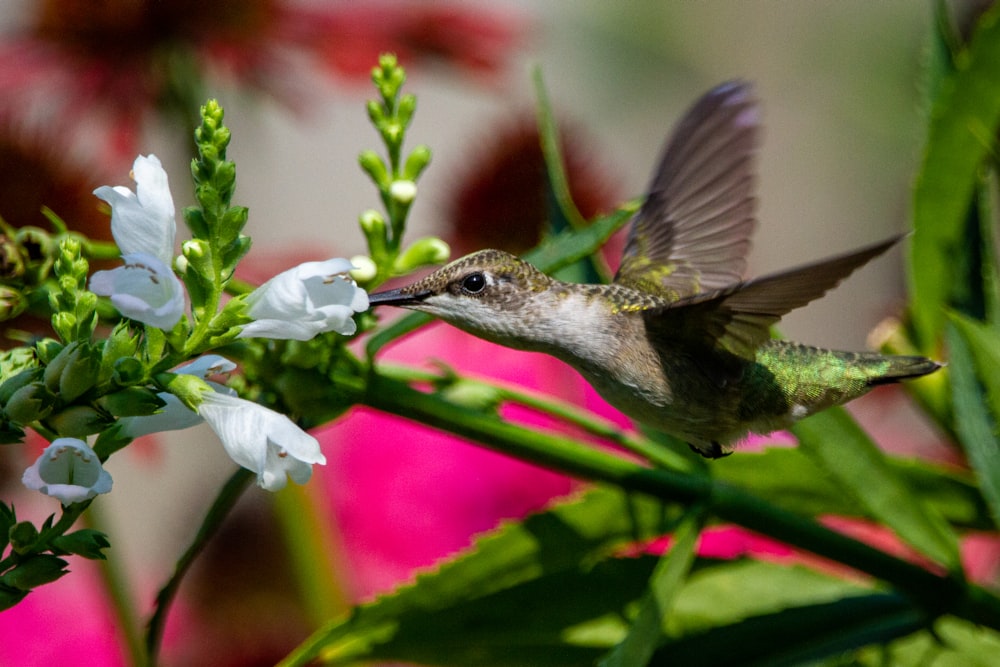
{"left": 89, "top": 154, "right": 185, "bottom": 329}
{"left": 196, "top": 392, "right": 326, "bottom": 491}
{"left": 22, "top": 438, "right": 113, "bottom": 505}
{"left": 238, "top": 258, "right": 369, "bottom": 341}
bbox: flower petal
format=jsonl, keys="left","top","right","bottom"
{"left": 196, "top": 392, "right": 325, "bottom": 491}
{"left": 89, "top": 252, "right": 185, "bottom": 329}
{"left": 239, "top": 258, "right": 367, "bottom": 341}
{"left": 94, "top": 154, "right": 176, "bottom": 265}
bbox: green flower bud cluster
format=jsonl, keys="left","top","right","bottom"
{"left": 182, "top": 99, "right": 251, "bottom": 325}
{"left": 48, "top": 237, "right": 98, "bottom": 342}
{"left": 0, "top": 333, "right": 165, "bottom": 440}
{"left": 354, "top": 54, "right": 445, "bottom": 288}
{"left": 0, "top": 216, "right": 93, "bottom": 324}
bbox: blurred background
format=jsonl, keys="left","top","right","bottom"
{"left": 0, "top": 1, "right": 946, "bottom": 664}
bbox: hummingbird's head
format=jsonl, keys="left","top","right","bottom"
{"left": 368, "top": 249, "right": 556, "bottom": 343}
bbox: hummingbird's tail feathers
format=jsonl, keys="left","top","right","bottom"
{"left": 658, "top": 235, "right": 904, "bottom": 357}
{"left": 617, "top": 80, "right": 760, "bottom": 300}
{"left": 865, "top": 355, "right": 943, "bottom": 387}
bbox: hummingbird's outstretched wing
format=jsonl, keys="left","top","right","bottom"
{"left": 615, "top": 81, "right": 759, "bottom": 301}
{"left": 646, "top": 236, "right": 901, "bottom": 360}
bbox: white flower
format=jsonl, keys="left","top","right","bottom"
{"left": 118, "top": 355, "right": 236, "bottom": 438}
{"left": 196, "top": 392, "right": 326, "bottom": 491}
{"left": 90, "top": 154, "right": 185, "bottom": 330}
{"left": 238, "top": 258, "right": 369, "bottom": 341}
{"left": 94, "top": 154, "right": 176, "bottom": 265}
{"left": 90, "top": 253, "right": 185, "bottom": 330}
{"left": 22, "top": 438, "right": 113, "bottom": 505}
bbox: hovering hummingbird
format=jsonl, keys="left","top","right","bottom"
{"left": 368, "top": 81, "right": 940, "bottom": 458}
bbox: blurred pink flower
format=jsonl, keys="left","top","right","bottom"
{"left": 315, "top": 322, "right": 632, "bottom": 597}
{"left": 0, "top": 0, "right": 524, "bottom": 167}
{"left": 0, "top": 559, "right": 126, "bottom": 666}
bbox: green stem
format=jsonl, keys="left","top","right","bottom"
{"left": 271, "top": 482, "right": 350, "bottom": 625}
{"left": 85, "top": 502, "right": 146, "bottom": 667}
{"left": 376, "top": 362, "right": 694, "bottom": 472}
{"left": 145, "top": 468, "right": 254, "bottom": 663}
{"left": 338, "top": 369, "right": 1000, "bottom": 630}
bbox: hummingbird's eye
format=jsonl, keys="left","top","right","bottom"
{"left": 460, "top": 272, "right": 487, "bottom": 294}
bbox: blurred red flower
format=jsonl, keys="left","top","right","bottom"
{"left": 0, "top": 0, "right": 524, "bottom": 167}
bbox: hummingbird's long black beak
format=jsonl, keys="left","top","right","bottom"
{"left": 367, "top": 287, "right": 431, "bottom": 307}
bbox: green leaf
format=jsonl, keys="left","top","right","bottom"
{"left": 853, "top": 615, "right": 1000, "bottom": 666}
{"left": 0, "top": 584, "right": 27, "bottom": 611}
{"left": 0, "top": 502, "right": 15, "bottom": 553}
{"left": 715, "top": 446, "right": 992, "bottom": 530}
{"left": 338, "top": 556, "right": 658, "bottom": 667}
{"left": 282, "top": 487, "right": 684, "bottom": 666}
{"left": 1, "top": 554, "right": 68, "bottom": 590}
{"left": 51, "top": 529, "right": 110, "bottom": 560}
{"left": 909, "top": 4, "right": 1000, "bottom": 349}
{"left": 599, "top": 508, "right": 704, "bottom": 667}
{"left": 672, "top": 559, "right": 870, "bottom": 633}
{"left": 946, "top": 316, "right": 1000, "bottom": 527}
{"left": 653, "top": 593, "right": 926, "bottom": 667}
{"left": 525, "top": 206, "right": 634, "bottom": 275}
{"left": 793, "top": 408, "right": 961, "bottom": 569}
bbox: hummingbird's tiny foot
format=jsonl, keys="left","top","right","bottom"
{"left": 689, "top": 441, "right": 731, "bottom": 459}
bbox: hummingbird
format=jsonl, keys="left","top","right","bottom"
{"left": 367, "top": 81, "right": 941, "bottom": 458}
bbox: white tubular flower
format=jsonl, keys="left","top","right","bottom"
{"left": 93, "top": 154, "right": 176, "bottom": 265}
{"left": 238, "top": 258, "right": 369, "bottom": 341}
{"left": 90, "top": 252, "right": 185, "bottom": 330}
{"left": 118, "top": 355, "right": 237, "bottom": 438}
{"left": 196, "top": 392, "right": 326, "bottom": 492}
{"left": 90, "top": 154, "right": 185, "bottom": 329}
{"left": 22, "top": 438, "right": 113, "bottom": 505}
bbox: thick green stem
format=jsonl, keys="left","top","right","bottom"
{"left": 339, "top": 369, "right": 1000, "bottom": 630}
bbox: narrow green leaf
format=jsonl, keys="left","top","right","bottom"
{"left": 793, "top": 408, "right": 961, "bottom": 569}
{"left": 599, "top": 508, "right": 704, "bottom": 667}
{"left": 946, "top": 316, "right": 1000, "bottom": 527}
{"left": 524, "top": 206, "right": 634, "bottom": 275}
{"left": 532, "top": 67, "right": 586, "bottom": 233}
{"left": 909, "top": 4, "right": 1000, "bottom": 349}
{"left": 282, "top": 487, "right": 683, "bottom": 666}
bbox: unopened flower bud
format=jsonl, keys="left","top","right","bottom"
{"left": 348, "top": 255, "right": 377, "bottom": 282}
{"left": 15, "top": 227, "right": 54, "bottom": 282}
{"left": 8, "top": 521, "right": 39, "bottom": 554}
{"left": 389, "top": 180, "right": 417, "bottom": 205}
{"left": 394, "top": 237, "right": 450, "bottom": 273}
{"left": 403, "top": 145, "right": 432, "bottom": 180}
{"left": 0, "top": 286, "right": 26, "bottom": 321}
{"left": 0, "top": 235, "right": 25, "bottom": 279}
{"left": 112, "top": 357, "right": 144, "bottom": 385}
{"left": 397, "top": 93, "right": 417, "bottom": 126}
{"left": 97, "top": 387, "right": 166, "bottom": 418}
{"left": 359, "top": 150, "right": 389, "bottom": 186}
{"left": 45, "top": 405, "right": 107, "bottom": 437}
{"left": 4, "top": 382, "right": 56, "bottom": 424}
